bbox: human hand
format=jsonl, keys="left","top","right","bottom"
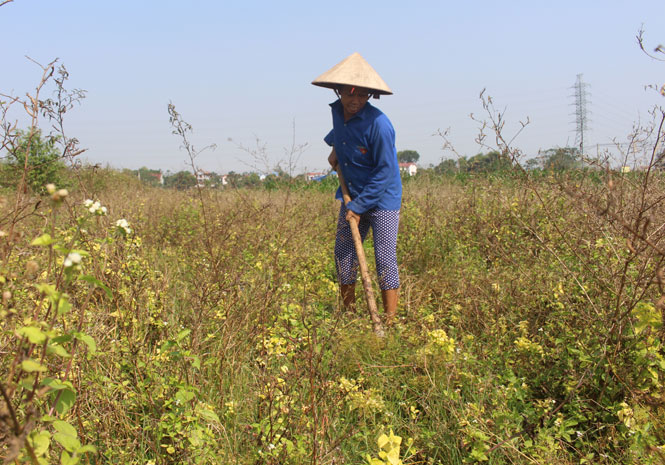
{"left": 345, "top": 208, "right": 360, "bottom": 224}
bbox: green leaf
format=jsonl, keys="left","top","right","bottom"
{"left": 377, "top": 433, "right": 389, "bottom": 449}
{"left": 470, "top": 442, "right": 489, "bottom": 462}
{"left": 54, "top": 432, "right": 81, "bottom": 453}
{"left": 36, "top": 283, "right": 58, "bottom": 298}
{"left": 17, "top": 326, "right": 47, "bottom": 344}
{"left": 175, "top": 389, "right": 195, "bottom": 403}
{"left": 57, "top": 296, "right": 72, "bottom": 316}
{"left": 74, "top": 332, "right": 96, "bottom": 354}
{"left": 51, "top": 334, "right": 73, "bottom": 344}
{"left": 385, "top": 447, "right": 401, "bottom": 465}
{"left": 19, "top": 376, "right": 36, "bottom": 390}
{"left": 76, "top": 444, "right": 97, "bottom": 455}
{"left": 78, "top": 274, "right": 112, "bottom": 299}
{"left": 30, "top": 430, "right": 51, "bottom": 456}
{"left": 188, "top": 427, "right": 203, "bottom": 446}
{"left": 632, "top": 302, "right": 662, "bottom": 334}
{"left": 70, "top": 249, "right": 89, "bottom": 257}
{"left": 176, "top": 329, "right": 191, "bottom": 342}
{"left": 52, "top": 420, "right": 77, "bottom": 437}
{"left": 42, "top": 377, "right": 72, "bottom": 391}
{"left": 31, "top": 233, "right": 54, "bottom": 246}
{"left": 47, "top": 342, "right": 71, "bottom": 358}
{"left": 199, "top": 409, "right": 220, "bottom": 424}
{"left": 160, "top": 340, "right": 174, "bottom": 352}
{"left": 60, "top": 449, "right": 80, "bottom": 465}
{"left": 54, "top": 388, "right": 76, "bottom": 415}
{"left": 21, "top": 359, "right": 47, "bottom": 372}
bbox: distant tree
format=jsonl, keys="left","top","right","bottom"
{"left": 224, "top": 171, "right": 262, "bottom": 188}
{"left": 244, "top": 172, "right": 261, "bottom": 187}
{"left": 397, "top": 150, "right": 420, "bottom": 164}
{"left": 165, "top": 170, "right": 196, "bottom": 190}
{"left": 225, "top": 171, "right": 240, "bottom": 187}
{"left": 466, "top": 151, "right": 511, "bottom": 173}
{"left": 434, "top": 158, "right": 458, "bottom": 174}
{"left": 2, "top": 129, "right": 67, "bottom": 192}
{"left": 431, "top": 152, "right": 513, "bottom": 175}
{"left": 207, "top": 172, "right": 226, "bottom": 187}
{"left": 525, "top": 157, "right": 542, "bottom": 170}
{"left": 542, "top": 147, "right": 582, "bottom": 171}
{"left": 457, "top": 156, "right": 469, "bottom": 173}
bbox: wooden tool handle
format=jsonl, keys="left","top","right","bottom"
{"left": 335, "top": 165, "right": 385, "bottom": 337}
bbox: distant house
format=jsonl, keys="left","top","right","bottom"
{"left": 399, "top": 162, "right": 417, "bottom": 176}
{"left": 306, "top": 172, "right": 327, "bottom": 182}
{"left": 149, "top": 171, "right": 164, "bottom": 185}
{"left": 195, "top": 169, "right": 212, "bottom": 187}
{"left": 137, "top": 168, "right": 164, "bottom": 186}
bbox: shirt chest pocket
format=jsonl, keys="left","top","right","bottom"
{"left": 349, "top": 143, "right": 373, "bottom": 168}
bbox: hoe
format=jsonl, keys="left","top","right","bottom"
{"left": 335, "top": 165, "right": 386, "bottom": 337}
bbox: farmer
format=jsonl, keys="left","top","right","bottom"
{"left": 312, "top": 52, "right": 402, "bottom": 325}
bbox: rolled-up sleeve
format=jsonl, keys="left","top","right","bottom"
{"left": 324, "top": 129, "right": 335, "bottom": 146}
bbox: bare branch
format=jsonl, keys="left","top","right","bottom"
{"left": 637, "top": 27, "right": 665, "bottom": 62}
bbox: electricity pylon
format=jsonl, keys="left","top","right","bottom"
{"left": 570, "top": 74, "right": 591, "bottom": 155}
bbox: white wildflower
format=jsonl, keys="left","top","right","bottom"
{"left": 86, "top": 200, "right": 107, "bottom": 215}
{"left": 115, "top": 218, "right": 132, "bottom": 235}
{"left": 63, "top": 252, "right": 82, "bottom": 269}
{"left": 50, "top": 187, "right": 68, "bottom": 201}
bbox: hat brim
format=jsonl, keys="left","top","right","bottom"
{"left": 311, "top": 81, "right": 393, "bottom": 95}
{"left": 311, "top": 52, "right": 393, "bottom": 96}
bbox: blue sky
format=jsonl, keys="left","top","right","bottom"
{"left": 1, "top": 0, "right": 664, "bottom": 174}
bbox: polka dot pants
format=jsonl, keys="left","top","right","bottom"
{"left": 334, "top": 204, "right": 400, "bottom": 290}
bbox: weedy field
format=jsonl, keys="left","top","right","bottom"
{"left": 1, "top": 166, "right": 664, "bottom": 464}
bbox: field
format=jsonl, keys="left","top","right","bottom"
{"left": 1, "top": 166, "right": 664, "bottom": 464}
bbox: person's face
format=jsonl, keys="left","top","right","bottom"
{"left": 339, "top": 86, "right": 370, "bottom": 118}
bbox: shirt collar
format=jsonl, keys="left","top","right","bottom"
{"left": 330, "top": 99, "right": 370, "bottom": 121}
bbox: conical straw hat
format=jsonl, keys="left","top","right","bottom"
{"left": 312, "top": 52, "right": 392, "bottom": 95}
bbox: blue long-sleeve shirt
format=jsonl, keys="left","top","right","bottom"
{"left": 324, "top": 100, "right": 402, "bottom": 214}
